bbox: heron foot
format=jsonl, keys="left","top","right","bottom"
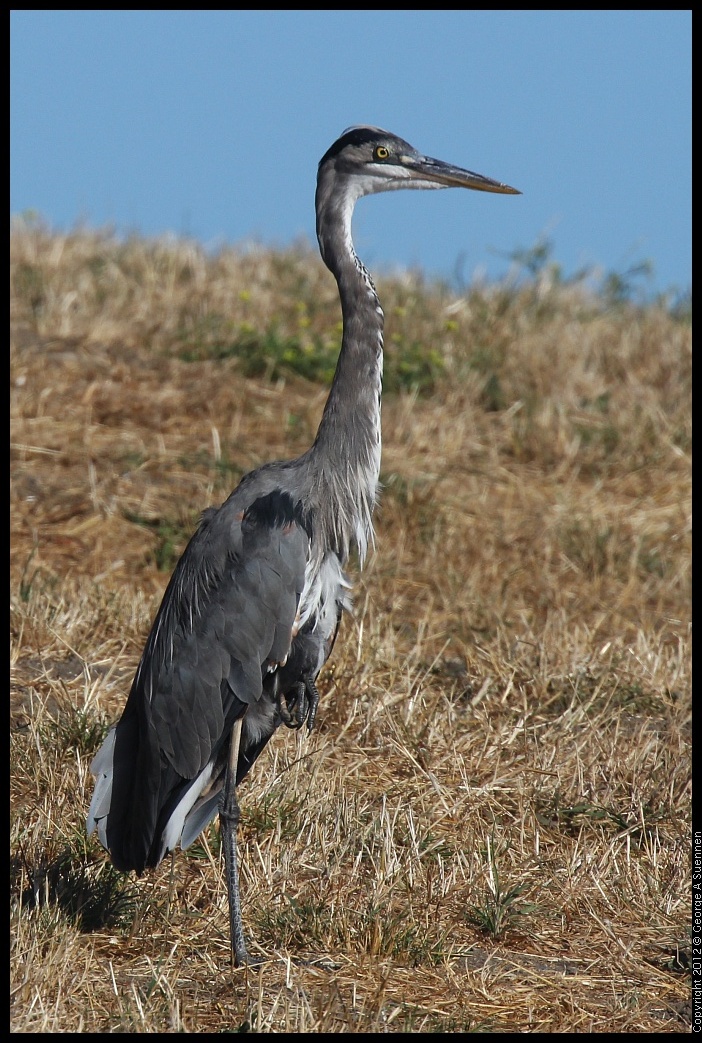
{"left": 278, "top": 678, "right": 320, "bottom": 732}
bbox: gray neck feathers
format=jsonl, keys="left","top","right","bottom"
{"left": 306, "top": 174, "right": 384, "bottom": 564}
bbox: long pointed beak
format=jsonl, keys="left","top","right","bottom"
{"left": 405, "top": 154, "right": 521, "bottom": 195}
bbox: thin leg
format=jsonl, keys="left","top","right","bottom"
{"left": 220, "top": 716, "right": 252, "bottom": 967}
{"left": 165, "top": 850, "right": 176, "bottom": 942}
{"left": 304, "top": 678, "right": 320, "bottom": 732}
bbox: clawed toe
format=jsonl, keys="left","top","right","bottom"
{"left": 277, "top": 678, "right": 320, "bottom": 732}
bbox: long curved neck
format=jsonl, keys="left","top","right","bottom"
{"left": 307, "top": 185, "right": 384, "bottom": 564}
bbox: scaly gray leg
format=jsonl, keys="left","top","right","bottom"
{"left": 220, "top": 717, "right": 253, "bottom": 967}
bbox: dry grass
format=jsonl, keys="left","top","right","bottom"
{"left": 10, "top": 221, "right": 691, "bottom": 1032}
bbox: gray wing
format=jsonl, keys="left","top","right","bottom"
{"left": 87, "top": 488, "right": 312, "bottom": 871}
{"left": 140, "top": 489, "right": 312, "bottom": 780}
{"left": 89, "top": 488, "right": 312, "bottom": 873}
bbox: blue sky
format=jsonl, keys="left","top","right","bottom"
{"left": 11, "top": 11, "right": 691, "bottom": 297}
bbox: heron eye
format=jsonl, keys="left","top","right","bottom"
{"left": 374, "top": 145, "right": 390, "bottom": 161}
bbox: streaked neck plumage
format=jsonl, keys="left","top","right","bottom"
{"left": 305, "top": 168, "right": 384, "bottom": 565}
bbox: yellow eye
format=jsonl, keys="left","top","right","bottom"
{"left": 374, "top": 145, "right": 390, "bottom": 161}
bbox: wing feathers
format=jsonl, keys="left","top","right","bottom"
{"left": 88, "top": 488, "right": 314, "bottom": 871}
{"left": 142, "top": 490, "right": 310, "bottom": 778}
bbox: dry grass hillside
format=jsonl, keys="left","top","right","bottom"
{"left": 10, "top": 221, "right": 691, "bottom": 1032}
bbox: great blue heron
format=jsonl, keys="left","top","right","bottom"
{"left": 87, "top": 125, "right": 520, "bottom": 966}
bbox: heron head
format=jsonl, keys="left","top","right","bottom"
{"left": 315, "top": 125, "right": 520, "bottom": 272}
{"left": 318, "top": 125, "right": 521, "bottom": 199}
